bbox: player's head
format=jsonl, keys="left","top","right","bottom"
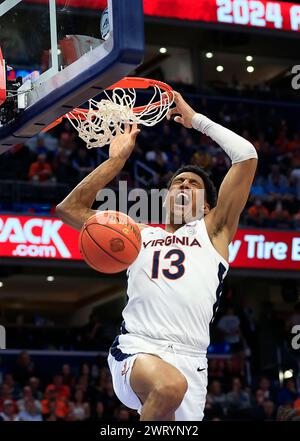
{"left": 166, "top": 165, "right": 217, "bottom": 225}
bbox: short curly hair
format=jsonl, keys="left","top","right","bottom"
{"left": 167, "top": 165, "right": 217, "bottom": 209}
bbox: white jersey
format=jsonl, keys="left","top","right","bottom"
{"left": 121, "top": 219, "right": 229, "bottom": 352}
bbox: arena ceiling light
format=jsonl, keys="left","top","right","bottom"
{"left": 283, "top": 369, "right": 294, "bottom": 379}
{"left": 47, "top": 276, "right": 55, "bottom": 282}
{"left": 205, "top": 52, "right": 213, "bottom": 59}
{"left": 159, "top": 47, "right": 167, "bottom": 54}
{"left": 246, "top": 55, "right": 253, "bottom": 62}
{"left": 216, "top": 65, "right": 224, "bottom": 72}
{"left": 0, "top": 282, "right": 3, "bottom": 288}
{"left": 247, "top": 66, "right": 255, "bottom": 73}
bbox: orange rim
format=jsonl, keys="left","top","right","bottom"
{"left": 107, "top": 77, "right": 174, "bottom": 111}
{"left": 42, "top": 77, "right": 173, "bottom": 132}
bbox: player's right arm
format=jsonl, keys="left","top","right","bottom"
{"left": 56, "top": 124, "right": 140, "bottom": 232}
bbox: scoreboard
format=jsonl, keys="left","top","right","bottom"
{"left": 29, "top": 0, "right": 300, "bottom": 33}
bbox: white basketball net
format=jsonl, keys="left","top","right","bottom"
{"left": 66, "top": 85, "right": 174, "bottom": 149}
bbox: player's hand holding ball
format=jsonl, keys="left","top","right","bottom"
{"left": 167, "top": 91, "right": 196, "bottom": 128}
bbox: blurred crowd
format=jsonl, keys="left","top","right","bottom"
{"left": 0, "top": 349, "right": 299, "bottom": 422}
{"left": 0, "top": 352, "right": 136, "bottom": 422}
{"left": 1, "top": 300, "right": 299, "bottom": 421}
{"left": 0, "top": 95, "right": 300, "bottom": 230}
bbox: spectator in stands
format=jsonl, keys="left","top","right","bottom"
{"left": 226, "top": 377, "right": 252, "bottom": 415}
{"left": 28, "top": 377, "right": 43, "bottom": 400}
{"left": 211, "top": 152, "right": 229, "bottom": 189}
{"left": 0, "top": 400, "right": 19, "bottom": 421}
{"left": 258, "top": 376, "right": 276, "bottom": 402}
{"left": 18, "top": 398, "right": 43, "bottom": 421}
{"left": 291, "top": 148, "right": 300, "bottom": 169}
{"left": 76, "top": 375, "right": 92, "bottom": 400}
{"left": 249, "top": 177, "right": 267, "bottom": 201}
{"left": 91, "top": 401, "right": 105, "bottom": 421}
{"left": 169, "top": 154, "right": 182, "bottom": 173}
{"left": 0, "top": 143, "right": 35, "bottom": 180}
{"left": 166, "top": 143, "right": 180, "bottom": 162}
{"left": 17, "top": 386, "right": 41, "bottom": 412}
{"left": 261, "top": 400, "right": 277, "bottom": 421}
{"left": 101, "top": 378, "right": 120, "bottom": 420}
{"left": 277, "top": 379, "right": 299, "bottom": 406}
{"left": 206, "top": 380, "right": 228, "bottom": 415}
{"left": 191, "top": 149, "right": 212, "bottom": 170}
{"left": 145, "top": 146, "right": 169, "bottom": 186}
{"left": 247, "top": 199, "right": 270, "bottom": 227}
{"left": 82, "top": 313, "right": 104, "bottom": 350}
{"left": 287, "top": 133, "right": 300, "bottom": 152}
{"left": 294, "top": 209, "right": 300, "bottom": 229}
{"left": 90, "top": 368, "right": 110, "bottom": 404}
{"left": 26, "top": 133, "right": 58, "bottom": 158}
{"left": 0, "top": 383, "right": 15, "bottom": 413}
{"left": 71, "top": 147, "right": 95, "bottom": 180}
{"left": 32, "top": 135, "right": 51, "bottom": 156}
{"left": 41, "top": 385, "right": 69, "bottom": 420}
{"left": 293, "top": 396, "right": 300, "bottom": 413}
{"left": 58, "top": 131, "right": 77, "bottom": 157}
{"left": 291, "top": 167, "right": 300, "bottom": 201}
{"left": 208, "top": 358, "right": 228, "bottom": 380}
{"left": 217, "top": 307, "right": 244, "bottom": 354}
{"left": 115, "top": 406, "right": 131, "bottom": 421}
{"left": 275, "top": 133, "right": 290, "bottom": 154}
{"left": 13, "top": 351, "right": 37, "bottom": 387}
{"left": 44, "top": 401, "right": 58, "bottom": 421}
{"left": 270, "top": 201, "right": 292, "bottom": 229}
{"left": 277, "top": 404, "right": 300, "bottom": 420}
{"left": 253, "top": 389, "right": 265, "bottom": 408}
{"left": 79, "top": 363, "right": 91, "bottom": 384}
{"left": 146, "top": 146, "right": 168, "bottom": 165}
{"left": 46, "top": 375, "right": 70, "bottom": 400}
{"left": 61, "top": 364, "right": 76, "bottom": 388}
{"left": 253, "top": 388, "right": 277, "bottom": 420}
{"left": 2, "top": 374, "right": 20, "bottom": 400}
{"left": 266, "top": 165, "right": 289, "bottom": 202}
{"left": 225, "top": 354, "right": 245, "bottom": 378}
{"left": 53, "top": 150, "right": 78, "bottom": 184}
{"left": 68, "top": 389, "right": 90, "bottom": 421}
{"left": 28, "top": 153, "right": 54, "bottom": 183}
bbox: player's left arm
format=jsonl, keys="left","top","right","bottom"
{"left": 167, "top": 92, "right": 258, "bottom": 243}
{"left": 209, "top": 158, "right": 257, "bottom": 243}
{"left": 192, "top": 116, "right": 258, "bottom": 243}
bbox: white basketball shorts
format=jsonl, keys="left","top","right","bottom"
{"left": 107, "top": 333, "right": 208, "bottom": 421}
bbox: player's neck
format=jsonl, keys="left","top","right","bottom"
{"left": 165, "top": 213, "right": 200, "bottom": 233}
{"left": 165, "top": 222, "right": 184, "bottom": 233}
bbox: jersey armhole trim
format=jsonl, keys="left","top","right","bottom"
{"left": 200, "top": 219, "right": 229, "bottom": 270}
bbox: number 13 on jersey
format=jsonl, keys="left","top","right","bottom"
{"left": 151, "top": 249, "right": 186, "bottom": 280}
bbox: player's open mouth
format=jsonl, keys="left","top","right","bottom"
{"left": 174, "top": 191, "right": 192, "bottom": 207}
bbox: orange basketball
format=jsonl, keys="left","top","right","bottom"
{"left": 79, "top": 211, "right": 142, "bottom": 274}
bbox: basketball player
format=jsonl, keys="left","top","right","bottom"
{"left": 56, "top": 92, "right": 258, "bottom": 421}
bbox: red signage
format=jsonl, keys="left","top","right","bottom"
{"left": 0, "top": 215, "right": 81, "bottom": 260}
{"left": 28, "top": 0, "right": 300, "bottom": 33}
{"left": 0, "top": 215, "right": 299, "bottom": 270}
{"left": 229, "top": 229, "right": 300, "bottom": 270}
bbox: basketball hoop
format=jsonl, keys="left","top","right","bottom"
{"left": 44, "top": 77, "right": 174, "bottom": 149}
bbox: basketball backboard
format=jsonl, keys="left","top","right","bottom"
{"left": 0, "top": 0, "right": 144, "bottom": 153}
